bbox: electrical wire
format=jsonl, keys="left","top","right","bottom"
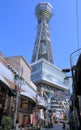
{"left": 76, "top": 0, "right": 79, "bottom": 49}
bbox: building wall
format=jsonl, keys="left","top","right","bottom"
{"left": 20, "top": 57, "right": 31, "bottom": 82}
{"left": 5, "top": 56, "right": 31, "bottom": 83}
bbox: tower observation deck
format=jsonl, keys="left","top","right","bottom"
{"left": 31, "top": 2, "right": 54, "bottom": 64}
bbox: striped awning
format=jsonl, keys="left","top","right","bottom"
{"left": 3, "top": 76, "right": 15, "bottom": 90}
{"left": 20, "top": 83, "right": 37, "bottom": 102}
{"left": 37, "top": 95, "right": 47, "bottom": 110}
{"left": 0, "top": 74, "right": 16, "bottom": 96}
{"left": 0, "top": 74, "right": 10, "bottom": 87}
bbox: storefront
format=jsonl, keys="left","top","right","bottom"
{"left": 0, "top": 61, "right": 15, "bottom": 125}
{"left": 18, "top": 83, "right": 36, "bottom": 127}
{"left": 0, "top": 74, "right": 15, "bottom": 125}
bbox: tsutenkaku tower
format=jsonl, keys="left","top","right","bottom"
{"left": 31, "top": 2, "right": 54, "bottom": 64}
{"left": 31, "top": 3, "right": 69, "bottom": 115}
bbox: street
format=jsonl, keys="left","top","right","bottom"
{"left": 1, "top": 123, "right": 69, "bottom": 130}
{"left": 42, "top": 123, "right": 69, "bottom": 130}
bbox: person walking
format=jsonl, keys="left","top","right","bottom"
{"left": 62, "top": 121, "right": 66, "bottom": 129}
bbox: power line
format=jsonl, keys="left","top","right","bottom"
{"left": 76, "top": 0, "right": 79, "bottom": 49}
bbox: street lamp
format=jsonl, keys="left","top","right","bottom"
{"left": 5, "top": 59, "right": 24, "bottom": 129}
{"left": 62, "top": 68, "right": 71, "bottom": 73}
{"left": 13, "top": 75, "right": 19, "bottom": 129}
{"left": 13, "top": 74, "right": 24, "bottom": 129}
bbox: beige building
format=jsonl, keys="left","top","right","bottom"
{"left": 0, "top": 53, "right": 46, "bottom": 128}
{"left": 5, "top": 56, "right": 37, "bottom": 127}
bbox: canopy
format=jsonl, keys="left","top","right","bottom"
{"left": 0, "top": 74, "right": 16, "bottom": 96}
{"left": 20, "top": 83, "right": 37, "bottom": 102}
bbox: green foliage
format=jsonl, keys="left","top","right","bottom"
{"left": 1, "top": 116, "right": 12, "bottom": 130}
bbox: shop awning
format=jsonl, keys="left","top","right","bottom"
{"left": 37, "top": 95, "right": 47, "bottom": 110}
{"left": 0, "top": 74, "right": 10, "bottom": 87}
{"left": 0, "top": 74, "right": 16, "bottom": 96}
{"left": 3, "top": 76, "right": 15, "bottom": 90}
{"left": 20, "top": 83, "right": 37, "bottom": 102}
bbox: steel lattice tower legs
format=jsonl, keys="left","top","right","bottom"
{"left": 31, "top": 3, "right": 54, "bottom": 64}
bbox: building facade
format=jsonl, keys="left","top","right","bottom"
{"left": 0, "top": 51, "right": 47, "bottom": 128}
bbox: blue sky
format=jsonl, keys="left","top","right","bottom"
{"left": 0, "top": 0, "right": 81, "bottom": 69}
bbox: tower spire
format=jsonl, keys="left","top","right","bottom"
{"left": 31, "top": 2, "right": 54, "bottom": 64}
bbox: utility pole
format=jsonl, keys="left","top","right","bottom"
{"left": 13, "top": 65, "right": 23, "bottom": 129}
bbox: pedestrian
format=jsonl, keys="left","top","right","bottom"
{"left": 62, "top": 122, "right": 66, "bottom": 129}
{"left": 22, "top": 127, "right": 25, "bottom": 130}
{"left": 16, "top": 119, "right": 19, "bottom": 130}
{"left": 0, "top": 107, "right": 3, "bottom": 126}
{"left": 66, "top": 124, "right": 69, "bottom": 130}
